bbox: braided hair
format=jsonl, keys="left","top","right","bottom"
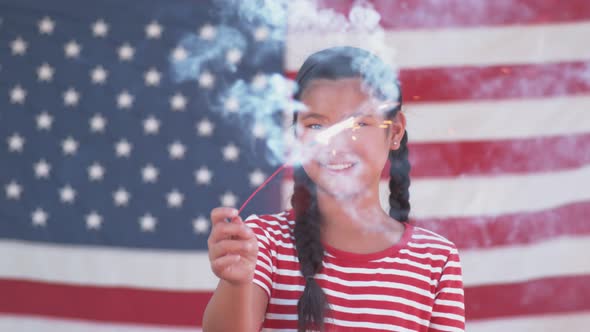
{"left": 291, "top": 47, "right": 411, "bottom": 331}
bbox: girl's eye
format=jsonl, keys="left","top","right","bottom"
{"left": 306, "top": 124, "right": 323, "bottom": 130}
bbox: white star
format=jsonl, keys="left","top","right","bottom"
{"left": 170, "top": 92, "right": 187, "bottom": 111}
{"left": 224, "top": 96, "right": 240, "bottom": 113}
{"left": 62, "top": 136, "right": 79, "bottom": 155}
{"left": 193, "top": 216, "right": 210, "bottom": 234}
{"left": 59, "top": 185, "right": 76, "bottom": 204}
{"left": 91, "top": 65, "right": 108, "bottom": 84}
{"left": 64, "top": 40, "right": 81, "bottom": 58}
{"left": 5, "top": 180, "right": 23, "bottom": 200}
{"left": 141, "top": 164, "right": 159, "bottom": 183}
{"left": 199, "top": 71, "right": 215, "bottom": 88}
{"left": 145, "top": 20, "right": 163, "bottom": 39}
{"left": 226, "top": 48, "right": 243, "bottom": 65}
{"left": 37, "top": 63, "right": 54, "bottom": 82}
{"left": 252, "top": 122, "right": 267, "bottom": 139}
{"left": 86, "top": 211, "right": 103, "bottom": 230}
{"left": 200, "top": 24, "right": 217, "bottom": 40}
{"left": 166, "top": 189, "right": 184, "bottom": 208}
{"left": 10, "top": 85, "right": 26, "bottom": 104}
{"left": 143, "top": 115, "right": 160, "bottom": 135}
{"left": 63, "top": 88, "right": 80, "bottom": 107}
{"left": 171, "top": 46, "right": 188, "bottom": 62}
{"left": 117, "top": 90, "right": 134, "bottom": 109}
{"left": 196, "top": 118, "right": 214, "bottom": 137}
{"left": 88, "top": 162, "right": 105, "bottom": 181}
{"left": 254, "top": 26, "right": 270, "bottom": 41}
{"left": 38, "top": 17, "right": 55, "bottom": 35}
{"left": 168, "top": 141, "right": 186, "bottom": 159}
{"left": 115, "top": 138, "right": 132, "bottom": 158}
{"left": 36, "top": 111, "right": 53, "bottom": 131}
{"left": 194, "top": 166, "right": 212, "bottom": 185}
{"left": 144, "top": 67, "right": 161, "bottom": 86}
{"left": 249, "top": 169, "right": 266, "bottom": 187}
{"left": 31, "top": 208, "right": 48, "bottom": 227}
{"left": 7, "top": 133, "right": 25, "bottom": 152}
{"left": 11, "top": 37, "right": 27, "bottom": 55}
{"left": 251, "top": 73, "right": 268, "bottom": 90}
{"left": 113, "top": 187, "right": 131, "bottom": 207}
{"left": 139, "top": 213, "right": 157, "bottom": 232}
{"left": 222, "top": 143, "right": 240, "bottom": 162}
{"left": 90, "top": 113, "right": 107, "bottom": 133}
{"left": 220, "top": 191, "right": 238, "bottom": 208}
{"left": 34, "top": 159, "right": 51, "bottom": 179}
{"left": 118, "top": 42, "right": 135, "bottom": 61}
{"left": 92, "top": 19, "right": 109, "bottom": 37}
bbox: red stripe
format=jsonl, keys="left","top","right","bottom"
{"left": 466, "top": 275, "right": 590, "bottom": 320}
{"left": 314, "top": 0, "right": 590, "bottom": 29}
{"left": 287, "top": 61, "right": 590, "bottom": 102}
{"left": 414, "top": 200, "right": 590, "bottom": 250}
{"left": 0, "top": 278, "right": 210, "bottom": 327}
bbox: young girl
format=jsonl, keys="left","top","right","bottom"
{"left": 203, "top": 47, "right": 465, "bottom": 332}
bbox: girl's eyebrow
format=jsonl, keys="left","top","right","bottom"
{"left": 298, "top": 113, "right": 328, "bottom": 120}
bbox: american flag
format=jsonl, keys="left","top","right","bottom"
{"left": 1, "top": 0, "right": 589, "bottom": 331}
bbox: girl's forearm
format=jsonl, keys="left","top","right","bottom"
{"left": 202, "top": 280, "right": 257, "bottom": 332}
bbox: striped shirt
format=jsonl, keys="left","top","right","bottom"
{"left": 244, "top": 210, "right": 465, "bottom": 332}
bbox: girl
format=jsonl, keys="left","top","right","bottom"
{"left": 203, "top": 47, "right": 465, "bottom": 332}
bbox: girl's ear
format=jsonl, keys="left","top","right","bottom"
{"left": 389, "top": 111, "right": 406, "bottom": 150}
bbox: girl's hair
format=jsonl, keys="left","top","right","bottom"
{"left": 290, "top": 46, "right": 411, "bottom": 332}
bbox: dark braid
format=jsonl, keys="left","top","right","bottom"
{"left": 291, "top": 167, "right": 329, "bottom": 332}
{"left": 388, "top": 130, "right": 411, "bottom": 222}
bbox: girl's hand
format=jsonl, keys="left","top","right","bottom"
{"left": 208, "top": 207, "right": 258, "bottom": 286}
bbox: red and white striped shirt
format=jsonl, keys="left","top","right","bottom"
{"left": 245, "top": 210, "right": 465, "bottom": 332}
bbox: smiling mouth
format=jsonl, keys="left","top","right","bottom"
{"left": 320, "top": 162, "right": 356, "bottom": 171}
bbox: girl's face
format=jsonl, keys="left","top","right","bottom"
{"left": 296, "top": 78, "right": 405, "bottom": 199}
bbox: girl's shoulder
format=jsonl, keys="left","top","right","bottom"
{"left": 408, "top": 224, "right": 460, "bottom": 254}
{"left": 244, "top": 209, "right": 296, "bottom": 241}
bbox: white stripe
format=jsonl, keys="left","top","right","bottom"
{"left": 428, "top": 322, "right": 464, "bottom": 332}
{"left": 286, "top": 21, "right": 590, "bottom": 69}
{"left": 405, "top": 95, "right": 590, "bottom": 143}
{"left": 461, "top": 235, "right": 590, "bottom": 286}
{"left": 0, "top": 315, "right": 199, "bottom": 332}
{"left": 467, "top": 311, "right": 590, "bottom": 332}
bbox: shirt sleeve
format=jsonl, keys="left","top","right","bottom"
{"left": 428, "top": 246, "right": 466, "bottom": 332}
{"left": 244, "top": 215, "right": 275, "bottom": 299}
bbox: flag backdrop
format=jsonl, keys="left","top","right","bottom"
{"left": 1, "top": 0, "right": 590, "bottom": 331}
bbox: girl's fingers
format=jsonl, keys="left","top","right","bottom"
{"left": 209, "top": 220, "right": 254, "bottom": 243}
{"left": 210, "top": 207, "right": 239, "bottom": 226}
{"left": 209, "top": 238, "right": 257, "bottom": 260}
{"left": 211, "top": 254, "right": 241, "bottom": 274}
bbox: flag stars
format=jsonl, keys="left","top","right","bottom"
{"left": 166, "top": 189, "right": 184, "bottom": 208}
{"left": 88, "top": 162, "right": 105, "bottom": 181}
{"left": 196, "top": 118, "right": 214, "bottom": 137}
{"left": 252, "top": 73, "right": 268, "bottom": 90}
{"left": 86, "top": 211, "right": 103, "bottom": 230}
{"left": 118, "top": 42, "right": 135, "bottom": 61}
{"left": 10, "top": 85, "right": 27, "bottom": 104}
{"left": 193, "top": 216, "right": 210, "bottom": 234}
{"left": 90, "top": 113, "right": 107, "bottom": 133}
{"left": 168, "top": 141, "right": 186, "bottom": 159}
{"left": 37, "top": 63, "right": 55, "bottom": 82}
{"left": 59, "top": 185, "right": 76, "bottom": 204}
{"left": 224, "top": 96, "right": 240, "bottom": 113}
{"left": 226, "top": 48, "right": 243, "bottom": 65}
{"left": 11, "top": 37, "right": 27, "bottom": 55}
{"left": 254, "top": 26, "right": 270, "bottom": 41}
{"left": 139, "top": 213, "right": 157, "bottom": 232}
{"left": 31, "top": 208, "right": 48, "bottom": 227}
{"left": 146, "top": 20, "right": 163, "bottom": 39}
{"left": 199, "top": 71, "right": 215, "bottom": 88}
{"left": 220, "top": 191, "right": 238, "bottom": 208}
{"left": 195, "top": 166, "right": 212, "bottom": 185}
{"left": 7, "top": 133, "right": 25, "bottom": 152}
{"left": 63, "top": 88, "right": 80, "bottom": 107}
{"left": 170, "top": 92, "right": 187, "bottom": 111}
{"left": 38, "top": 16, "right": 55, "bottom": 35}
{"left": 62, "top": 136, "right": 79, "bottom": 155}
{"left": 144, "top": 67, "right": 162, "bottom": 86}
{"left": 143, "top": 115, "right": 161, "bottom": 135}
{"left": 249, "top": 169, "right": 266, "bottom": 187}
{"left": 115, "top": 139, "right": 132, "bottom": 158}
{"left": 172, "top": 46, "right": 188, "bottom": 62}
{"left": 34, "top": 159, "right": 51, "bottom": 179}
{"left": 117, "top": 90, "right": 134, "bottom": 109}
{"left": 36, "top": 111, "right": 53, "bottom": 131}
{"left": 222, "top": 143, "right": 240, "bottom": 162}
{"left": 92, "top": 19, "right": 109, "bottom": 37}
{"left": 5, "top": 180, "right": 23, "bottom": 200}
{"left": 64, "top": 40, "right": 81, "bottom": 58}
{"left": 200, "top": 24, "right": 217, "bottom": 40}
{"left": 91, "top": 66, "right": 108, "bottom": 84}
{"left": 113, "top": 188, "right": 131, "bottom": 207}
{"left": 141, "top": 164, "right": 159, "bottom": 183}
{"left": 252, "top": 122, "right": 267, "bottom": 139}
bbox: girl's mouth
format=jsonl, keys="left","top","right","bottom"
{"left": 320, "top": 162, "right": 356, "bottom": 172}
